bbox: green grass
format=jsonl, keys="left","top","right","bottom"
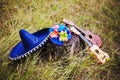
{"left": 0, "top": 0, "right": 120, "bottom": 80}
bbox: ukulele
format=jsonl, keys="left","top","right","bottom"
{"left": 69, "top": 26, "right": 110, "bottom": 64}
{"left": 63, "top": 19, "right": 102, "bottom": 47}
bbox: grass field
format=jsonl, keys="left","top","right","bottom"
{"left": 0, "top": 0, "right": 120, "bottom": 80}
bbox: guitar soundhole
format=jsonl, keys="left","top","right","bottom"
{"left": 89, "top": 35, "right": 92, "bottom": 39}
{"left": 102, "top": 55, "right": 106, "bottom": 60}
{"left": 95, "top": 49, "right": 99, "bottom": 54}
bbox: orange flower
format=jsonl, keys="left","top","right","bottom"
{"left": 50, "top": 31, "right": 59, "bottom": 38}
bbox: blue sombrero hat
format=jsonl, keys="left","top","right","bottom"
{"left": 9, "top": 28, "right": 50, "bottom": 60}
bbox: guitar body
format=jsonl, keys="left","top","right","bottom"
{"left": 90, "top": 45, "right": 110, "bottom": 64}
{"left": 69, "top": 26, "right": 110, "bottom": 64}
{"left": 85, "top": 31, "right": 102, "bottom": 47}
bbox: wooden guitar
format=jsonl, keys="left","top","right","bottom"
{"left": 69, "top": 25, "right": 110, "bottom": 64}
{"left": 63, "top": 19, "right": 102, "bottom": 47}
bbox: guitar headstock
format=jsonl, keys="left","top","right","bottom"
{"left": 90, "top": 45, "right": 110, "bottom": 64}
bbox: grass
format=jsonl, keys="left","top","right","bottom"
{"left": 0, "top": 0, "right": 120, "bottom": 80}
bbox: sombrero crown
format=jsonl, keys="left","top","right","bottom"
{"left": 9, "top": 28, "right": 50, "bottom": 60}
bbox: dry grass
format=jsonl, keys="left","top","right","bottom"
{"left": 0, "top": 0, "right": 120, "bottom": 80}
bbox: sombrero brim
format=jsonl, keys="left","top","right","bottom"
{"left": 9, "top": 28, "right": 50, "bottom": 60}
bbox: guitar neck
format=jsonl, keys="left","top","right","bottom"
{"left": 63, "top": 19, "right": 88, "bottom": 36}
{"left": 70, "top": 27, "right": 93, "bottom": 47}
{"left": 74, "top": 24, "right": 88, "bottom": 35}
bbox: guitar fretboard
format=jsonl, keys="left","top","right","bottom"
{"left": 70, "top": 27, "right": 93, "bottom": 47}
